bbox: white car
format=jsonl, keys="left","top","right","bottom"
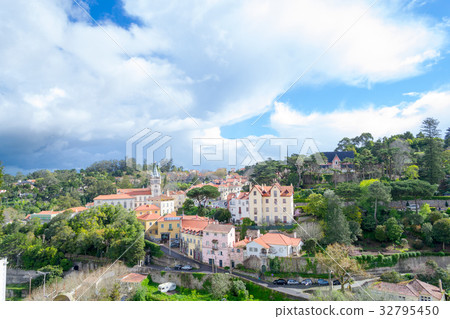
{"left": 158, "top": 282, "right": 177, "bottom": 293}
{"left": 181, "top": 265, "right": 193, "bottom": 270}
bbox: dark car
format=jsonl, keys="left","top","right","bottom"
{"left": 273, "top": 279, "right": 287, "bottom": 285}
{"left": 318, "top": 279, "right": 329, "bottom": 286}
{"left": 173, "top": 264, "right": 183, "bottom": 270}
{"left": 300, "top": 279, "right": 313, "bottom": 286}
{"left": 333, "top": 280, "right": 341, "bottom": 286}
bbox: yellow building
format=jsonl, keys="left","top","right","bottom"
{"left": 135, "top": 204, "right": 160, "bottom": 217}
{"left": 145, "top": 211, "right": 182, "bottom": 242}
{"left": 180, "top": 216, "right": 211, "bottom": 261}
{"left": 249, "top": 183, "right": 294, "bottom": 225}
{"left": 137, "top": 212, "right": 160, "bottom": 233}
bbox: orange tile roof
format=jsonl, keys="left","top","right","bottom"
{"left": 94, "top": 194, "right": 134, "bottom": 200}
{"left": 204, "top": 223, "right": 234, "bottom": 233}
{"left": 117, "top": 188, "right": 148, "bottom": 194}
{"left": 253, "top": 233, "right": 301, "bottom": 248}
{"left": 137, "top": 213, "right": 160, "bottom": 221}
{"left": 65, "top": 206, "right": 88, "bottom": 213}
{"left": 253, "top": 183, "right": 293, "bottom": 197}
{"left": 120, "top": 273, "right": 147, "bottom": 283}
{"left": 181, "top": 219, "right": 211, "bottom": 232}
{"left": 135, "top": 204, "right": 160, "bottom": 211}
{"left": 234, "top": 238, "right": 250, "bottom": 247}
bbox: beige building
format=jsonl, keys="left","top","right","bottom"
{"left": 248, "top": 183, "right": 294, "bottom": 225}
{"left": 180, "top": 216, "right": 211, "bottom": 261}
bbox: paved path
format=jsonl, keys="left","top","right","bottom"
{"left": 155, "top": 244, "right": 311, "bottom": 300}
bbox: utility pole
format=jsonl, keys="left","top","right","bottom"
{"left": 329, "top": 270, "right": 333, "bottom": 292}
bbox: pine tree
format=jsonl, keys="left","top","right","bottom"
{"left": 420, "top": 118, "right": 444, "bottom": 184}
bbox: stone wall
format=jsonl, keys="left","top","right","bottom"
{"left": 6, "top": 268, "right": 40, "bottom": 285}
{"left": 244, "top": 255, "right": 450, "bottom": 275}
{"left": 389, "top": 199, "right": 449, "bottom": 210}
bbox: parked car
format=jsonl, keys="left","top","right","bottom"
{"left": 273, "top": 279, "right": 287, "bottom": 285}
{"left": 170, "top": 241, "right": 180, "bottom": 248}
{"left": 181, "top": 265, "right": 193, "bottom": 270}
{"left": 333, "top": 280, "right": 341, "bottom": 286}
{"left": 300, "top": 279, "right": 313, "bottom": 286}
{"left": 287, "top": 279, "right": 299, "bottom": 285}
{"left": 407, "top": 204, "right": 420, "bottom": 211}
{"left": 318, "top": 279, "right": 329, "bottom": 286}
{"left": 173, "top": 264, "right": 183, "bottom": 270}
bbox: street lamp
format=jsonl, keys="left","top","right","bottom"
{"left": 36, "top": 271, "right": 49, "bottom": 299}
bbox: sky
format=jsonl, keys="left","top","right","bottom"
{"left": 0, "top": 0, "right": 450, "bottom": 174}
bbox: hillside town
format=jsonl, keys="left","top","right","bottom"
{"left": 1, "top": 118, "right": 450, "bottom": 303}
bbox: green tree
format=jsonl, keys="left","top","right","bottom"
{"left": 213, "top": 208, "right": 231, "bottom": 223}
{"left": 421, "top": 222, "right": 434, "bottom": 246}
{"left": 432, "top": 218, "right": 450, "bottom": 250}
{"left": 304, "top": 193, "right": 327, "bottom": 219}
{"left": 385, "top": 217, "right": 403, "bottom": 243}
{"left": 366, "top": 181, "right": 391, "bottom": 224}
{"left": 404, "top": 165, "right": 419, "bottom": 179}
{"left": 316, "top": 243, "right": 365, "bottom": 293}
{"left": 324, "top": 190, "right": 351, "bottom": 245}
{"left": 209, "top": 273, "right": 232, "bottom": 299}
{"left": 335, "top": 182, "right": 361, "bottom": 202}
{"left": 420, "top": 117, "right": 444, "bottom": 184}
{"left": 186, "top": 185, "right": 220, "bottom": 207}
{"left": 375, "top": 225, "right": 387, "bottom": 242}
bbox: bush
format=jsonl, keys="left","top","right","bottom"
{"left": 145, "top": 240, "right": 164, "bottom": 258}
{"left": 380, "top": 271, "right": 402, "bottom": 283}
{"left": 412, "top": 239, "right": 424, "bottom": 250}
{"left": 400, "top": 238, "right": 408, "bottom": 248}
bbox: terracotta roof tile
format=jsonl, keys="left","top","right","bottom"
{"left": 120, "top": 273, "right": 147, "bottom": 283}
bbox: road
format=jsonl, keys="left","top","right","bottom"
{"left": 156, "top": 245, "right": 311, "bottom": 300}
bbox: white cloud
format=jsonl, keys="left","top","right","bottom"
{"left": 0, "top": 0, "right": 448, "bottom": 170}
{"left": 270, "top": 89, "right": 450, "bottom": 151}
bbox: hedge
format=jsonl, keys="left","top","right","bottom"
{"left": 354, "top": 251, "right": 450, "bottom": 269}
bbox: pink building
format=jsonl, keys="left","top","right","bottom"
{"left": 229, "top": 238, "right": 250, "bottom": 268}
{"left": 202, "top": 223, "right": 235, "bottom": 268}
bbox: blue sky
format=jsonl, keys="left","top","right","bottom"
{"left": 0, "top": 0, "right": 450, "bottom": 174}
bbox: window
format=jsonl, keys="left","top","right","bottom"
{"left": 222, "top": 234, "right": 225, "bottom": 237}
{"left": 283, "top": 216, "right": 287, "bottom": 223}
{"left": 266, "top": 207, "right": 269, "bottom": 212}
{"left": 254, "top": 216, "right": 257, "bottom": 221}
{"left": 214, "top": 233, "right": 217, "bottom": 236}
{"left": 231, "top": 248, "right": 234, "bottom": 252}
{"left": 253, "top": 199, "right": 257, "bottom": 204}
{"left": 222, "top": 243, "right": 225, "bottom": 248}
{"left": 253, "top": 191, "right": 256, "bottom": 195}
{"left": 274, "top": 191, "right": 277, "bottom": 197}
{"left": 161, "top": 224, "right": 164, "bottom": 228}
{"left": 283, "top": 198, "right": 286, "bottom": 204}
{"left": 274, "top": 199, "right": 277, "bottom": 205}
{"left": 206, "top": 232, "right": 209, "bottom": 235}
{"left": 283, "top": 207, "right": 286, "bottom": 212}
{"left": 274, "top": 207, "right": 278, "bottom": 212}
{"left": 265, "top": 199, "right": 269, "bottom": 204}
{"left": 237, "top": 249, "right": 240, "bottom": 253}
{"left": 177, "top": 223, "right": 180, "bottom": 227}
